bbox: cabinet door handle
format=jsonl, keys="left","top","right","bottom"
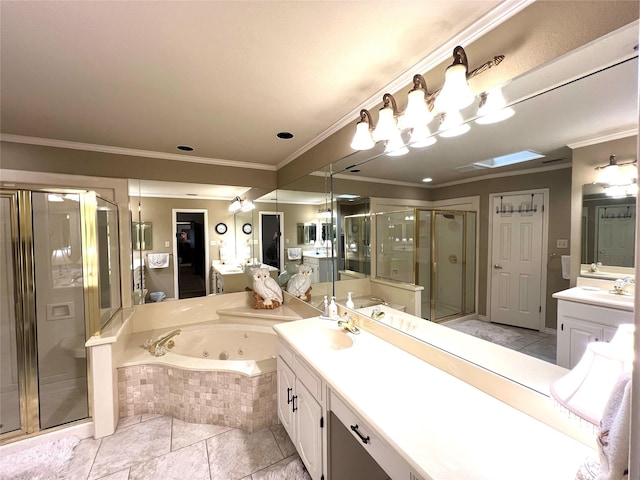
{"left": 287, "top": 387, "right": 293, "bottom": 404}
{"left": 493, "top": 264, "right": 503, "bottom": 269}
{"left": 350, "top": 424, "right": 370, "bottom": 444}
{"left": 292, "top": 395, "right": 298, "bottom": 412}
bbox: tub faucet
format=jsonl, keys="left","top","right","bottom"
{"left": 371, "top": 297, "right": 389, "bottom": 306}
{"left": 337, "top": 313, "right": 360, "bottom": 335}
{"left": 148, "top": 329, "right": 181, "bottom": 356}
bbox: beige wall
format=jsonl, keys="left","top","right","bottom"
{"left": 430, "top": 167, "right": 573, "bottom": 330}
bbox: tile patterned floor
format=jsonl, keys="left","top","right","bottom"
{"left": 59, "top": 415, "right": 310, "bottom": 480}
{"left": 445, "top": 320, "right": 557, "bottom": 364}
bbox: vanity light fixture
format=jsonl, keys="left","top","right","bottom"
{"left": 433, "top": 46, "right": 476, "bottom": 113}
{"left": 595, "top": 154, "right": 637, "bottom": 187}
{"left": 372, "top": 93, "right": 401, "bottom": 143}
{"left": 229, "top": 196, "right": 255, "bottom": 213}
{"left": 403, "top": 75, "right": 434, "bottom": 130}
{"left": 229, "top": 196, "right": 242, "bottom": 213}
{"left": 350, "top": 45, "right": 504, "bottom": 152}
{"left": 476, "top": 86, "right": 515, "bottom": 124}
{"left": 438, "top": 110, "right": 470, "bottom": 138}
{"left": 350, "top": 110, "right": 376, "bottom": 150}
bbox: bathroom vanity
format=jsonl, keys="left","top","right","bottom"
{"left": 553, "top": 283, "right": 634, "bottom": 369}
{"left": 302, "top": 252, "right": 333, "bottom": 284}
{"left": 274, "top": 317, "right": 594, "bottom": 480}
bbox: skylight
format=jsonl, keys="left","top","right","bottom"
{"left": 473, "top": 150, "right": 544, "bottom": 169}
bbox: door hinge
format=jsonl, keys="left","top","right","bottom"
{"left": 321, "top": 475, "right": 324, "bottom": 480}
{"left": 320, "top": 416, "right": 324, "bottom": 428}
{"left": 539, "top": 305, "right": 542, "bottom": 313}
{"left": 561, "top": 323, "right": 564, "bottom": 331}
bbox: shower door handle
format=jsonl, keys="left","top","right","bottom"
{"left": 493, "top": 264, "right": 503, "bottom": 269}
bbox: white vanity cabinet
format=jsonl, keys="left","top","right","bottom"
{"left": 277, "top": 340, "right": 325, "bottom": 480}
{"left": 556, "top": 298, "right": 633, "bottom": 369}
{"left": 303, "top": 255, "right": 332, "bottom": 284}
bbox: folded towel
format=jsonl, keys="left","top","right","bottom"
{"left": 147, "top": 253, "right": 170, "bottom": 268}
{"left": 561, "top": 255, "right": 571, "bottom": 280}
{"left": 596, "top": 372, "right": 631, "bottom": 480}
{"left": 287, "top": 248, "right": 302, "bottom": 260}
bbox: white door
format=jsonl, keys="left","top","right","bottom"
{"left": 595, "top": 205, "right": 635, "bottom": 267}
{"left": 490, "top": 193, "right": 544, "bottom": 330}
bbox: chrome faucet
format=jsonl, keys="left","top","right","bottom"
{"left": 613, "top": 277, "right": 635, "bottom": 295}
{"left": 147, "top": 329, "right": 181, "bottom": 356}
{"left": 337, "top": 313, "right": 360, "bottom": 335}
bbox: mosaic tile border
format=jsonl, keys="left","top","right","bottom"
{"left": 117, "top": 365, "right": 278, "bottom": 433}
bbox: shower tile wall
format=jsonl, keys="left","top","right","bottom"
{"left": 117, "top": 365, "right": 278, "bottom": 432}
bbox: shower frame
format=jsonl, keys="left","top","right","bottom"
{"left": 0, "top": 188, "right": 105, "bottom": 444}
{"left": 374, "top": 208, "right": 476, "bottom": 323}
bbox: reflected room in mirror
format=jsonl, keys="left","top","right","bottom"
{"left": 581, "top": 183, "right": 636, "bottom": 277}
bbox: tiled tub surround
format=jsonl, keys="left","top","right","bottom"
{"left": 87, "top": 292, "right": 319, "bottom": 438}
{"left": 118, "top": 365, "right": 277, "bottom": 432}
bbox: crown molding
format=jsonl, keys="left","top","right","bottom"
{"left": 567, "top": 129, "right": 638, "bottom": 150}
{"left": 0, "top": 134, "right": 276, "bottom": 171}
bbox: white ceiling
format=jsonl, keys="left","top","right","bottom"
{"left": 1, "top": 0, "right": 504, "bottom": 169}
{"left": 2, "top": 2, "right": 638, "bottom": 200}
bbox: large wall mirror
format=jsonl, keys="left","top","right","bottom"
{"left": 324, "top": 24, "right": 638, "bottom": 394}
{"left": 581, "top": 183, "right": 636, "bottom": 270}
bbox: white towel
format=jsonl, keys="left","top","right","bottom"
{"left": 561, "top": 255, "right": 571, "bottom": 280}
{"left": 287, "top": 248, "right": 302, "bottom": 260}
{"left": 147, "top": 253, "right": 170, "bottom": 268}
{"left": 595, "top": 372, "right": 631, "bottom": 480}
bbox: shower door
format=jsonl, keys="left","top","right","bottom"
{"left": 0, "top": 190, "right": 89, "bottom": 440}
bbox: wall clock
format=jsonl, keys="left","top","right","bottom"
{"left": 242, "top": 223, "right": 252, "bottom": 234}
{"left": 215, "top": 222, "right": 227, "bottom": 234}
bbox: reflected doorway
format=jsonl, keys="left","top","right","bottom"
{"left": 260, "top": 212, "right": 283, "bottom": 271}
{"left": 174, "top": 210, "right": 208, "bottom": 299}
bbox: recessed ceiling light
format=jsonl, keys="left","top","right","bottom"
{"left": 177, "top": 145, "right": 194, "bottom": 152}
{"left": 422, "top": 177, "right": 433, "bottom": 183}
{"left": 276, "top": 132, "right": 294, "bottom": 139}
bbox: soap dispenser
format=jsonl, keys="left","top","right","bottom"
{"left": 346, "top": 292, "right": 355, "bottom": 309}
{"left": 328, "top": 296, "right": 338, "bottom": 319}
{"left": 322, "top": 295, "right": 329, "bottom": 317}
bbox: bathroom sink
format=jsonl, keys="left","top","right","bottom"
{"left": 305, "top": 326, "right": 354, "bottom": 350}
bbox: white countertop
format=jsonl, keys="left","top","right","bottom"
{"left": 553, "top": 286, "right": 634, "bottom": 312}
{"left": 274, "top": 317, "right": 594, "bottom": 480}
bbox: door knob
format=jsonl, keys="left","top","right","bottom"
{"left": 493, "top": 264, "right": 503, "bottom": 269}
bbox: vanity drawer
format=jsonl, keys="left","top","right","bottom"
{"left": 330, "top": 391, "right": 408, "bottom": 480}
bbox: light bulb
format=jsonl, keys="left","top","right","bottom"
{"left": 373, "top": 107, "right": 397, "bottom": 142}
{"left": 434, "top": 64, "right": 475, "bottom": 113}
{"left": 385, "top": 129, "right": 408, "bottom": 157}
{"left": 409, "top": 124, "right": 436, "bottom": 148}
{"left": 476, "top": 87, "right": 515, "bottom": 124}
{"left": 350, "top": 121, "right": 375, "bottom": 150}
{"left": 403, "top": 89, "right": 433, "bottom": 130}
{"left": 439, "top": 110, "right": 470, "bottom": 138}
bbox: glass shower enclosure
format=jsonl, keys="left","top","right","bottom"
{"left": 375, "top": 209, "right": 476, "bottom": 322}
